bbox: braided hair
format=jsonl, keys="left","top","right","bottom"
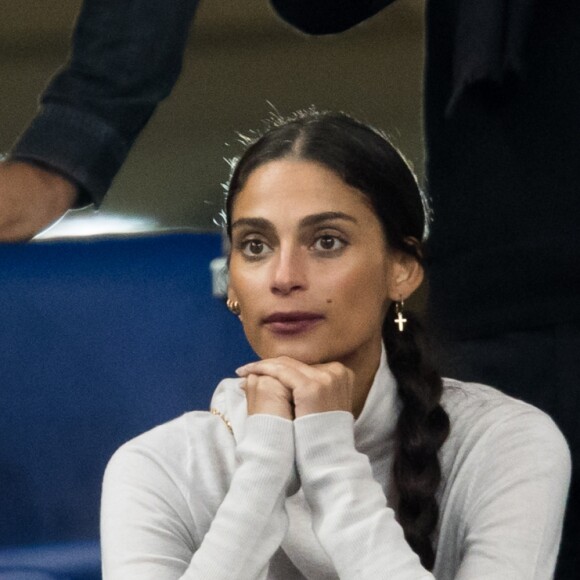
{"left": 383, "top": 305, "right": 450, "bottom": 568}
{"left": 225, "top": 110, "right": 450, "bottom": 569}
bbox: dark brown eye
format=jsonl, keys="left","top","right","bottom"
{"left": 313, "top": 235, "right": 346, "bottom": 252}
{"left": 240, "top": 238, "right": 271, "bottom": 258}
{"left": 249, "top": 240, "right": 263, "bottom": 254}
{"left": 319, "top": 236, "right": 336, "bottom": 250}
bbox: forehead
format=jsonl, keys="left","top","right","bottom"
{"left": 232, "top": 159, "right": 377, "bottom": 225}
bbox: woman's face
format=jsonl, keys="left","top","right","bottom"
{"left": 228, "top": 158, "right": 419, "bottom": 369}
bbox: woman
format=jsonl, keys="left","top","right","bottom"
{"left": 101, "top": 111, "right": 570, "bottom": 579}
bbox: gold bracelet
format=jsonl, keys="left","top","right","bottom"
{"left": 210, "top": 408, "right": 234, "bottom": 435}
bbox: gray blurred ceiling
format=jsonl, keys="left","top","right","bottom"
{"left": 1, "top": 0, "right": 426, "bottom": 234}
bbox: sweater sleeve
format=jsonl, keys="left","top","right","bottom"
{"left": 270, "top": 0, "right": 395, "bottom": 35}
{"left": 452, "top": 410, "right": 571, "bottom": 580}
{"left": 294, "top": 408, "right": 571, "bottom": 580}
{"left": 101, "top": 414, "right": 294, "bottom": 580}
{"left": 10, "top": 0, "right": 200, "bottom": 205}
{"left": 294, "top": 411, "right": 434, "bottom": 579}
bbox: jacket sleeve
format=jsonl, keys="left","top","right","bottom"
{"left": 101, "top": 414, "right": 295, "bottom": 580}
{"left": 270, "top": 0, "right": 395, "bottom": 35}
{"left": 10, "top": 0, "right": 200, "bottom": 205}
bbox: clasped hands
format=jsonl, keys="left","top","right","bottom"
{"left": 236, "top": 356, "right": 355, "bottom": 420}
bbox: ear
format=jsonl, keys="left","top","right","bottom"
{"left": 385, "top": 242, "right": 424, "bottom": 302}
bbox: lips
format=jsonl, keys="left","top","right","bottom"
{"left": 263, "top": 312, "right": 323, "bottom": 323}
{"left": 262, "top": 311, "right": 324, "bottom": 335}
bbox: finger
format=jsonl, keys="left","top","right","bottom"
{"left": 313, "top": 361, "right": 355, "bottom": 383}
{"left": 237, "top": 355, "right": 324, "bottom": 380}
{"left": 236, "top": 355, "right": 312, "bottom": 375}
{"left": 295, "top": 362, "right": 354, "bottom": 417}
{"left": 237, "top": 357, "right": 317, "bottom": 391}
{"left": 244, "top": 373, "right": 294, "bottom": 419}
{"left": 238, "top": 357, "right": 351, "bottom": 382}
{"left": 237, "top": 358, "right": 355, "bottom": 400}
{"left": 238, "top": 358, "right": 355, "bottom": 418}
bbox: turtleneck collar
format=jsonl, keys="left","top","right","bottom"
{"left": 353, "top": 343, "right": 400, "bottom": 458}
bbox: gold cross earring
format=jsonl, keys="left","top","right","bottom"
{"left": 394, "top": 300, "right": 407, "bottom": 332}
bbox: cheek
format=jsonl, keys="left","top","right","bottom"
{"left": 230, "top": 261, "right": 259, "bottom": 302}
{"left": 229, "top": 269, "right": 264, "bottom": 329}
{"left": 336, "top": 261, "right": 388, "bottom": 303}
{"left": 331, "top": 265, "right": 389, "bottom": 326}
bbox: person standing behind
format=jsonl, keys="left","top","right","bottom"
{"left": 0, "top": 0, "right": 201, "bottom": 241}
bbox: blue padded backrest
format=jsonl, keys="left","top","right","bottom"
{"left": 0, "top": 571, "right": 64, "bottom": 580}
{"left": 0, "top": 232, "right": 254, "bottom": 547}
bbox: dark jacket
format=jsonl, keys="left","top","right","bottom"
{"left": 12, "top": 0, "right": 580, "bottom": 337}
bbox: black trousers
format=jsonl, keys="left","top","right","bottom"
{"left": 441, "top": 323, "right": 579, "bottom": 579}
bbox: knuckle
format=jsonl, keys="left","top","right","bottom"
{"left": 255, "top": 375, "right": 270, "bottom": 389}
{"left": 321, "top": 372, "right": 334, "bottom": 387}
{"left": 256, "top": 375, "right": 282, "bottom": 391}
{"left": 328, "top": 362, "right": 344, "bottom": 375}
{"left": 305, "top": 379, "right": 319, "bottom": 391}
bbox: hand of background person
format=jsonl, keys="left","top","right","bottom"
{"left": 0, "top": 160, "right": 78, "bottom": 242}
{"left": 237, "top": 356, "right": 354, "bottom": 419}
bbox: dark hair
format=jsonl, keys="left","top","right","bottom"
{"left": 225, "top": 110, "right": 450, "bottom": 570}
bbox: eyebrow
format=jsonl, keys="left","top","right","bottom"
{"left": 300, "top": 211, "right": 358, "bottom": 227}
{"left": 231, "top": 211, "right": 358, "bottom": 232}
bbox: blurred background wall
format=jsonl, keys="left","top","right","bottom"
{"left": 0, "top": 0, "right": 425, "bottom": 236}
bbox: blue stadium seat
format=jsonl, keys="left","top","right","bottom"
{"left": 0, "top": 232, "right": 255, "bottom": 578}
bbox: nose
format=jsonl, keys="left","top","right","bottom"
{"left": 270, "top": 245, "right": 307, "bottom": 295}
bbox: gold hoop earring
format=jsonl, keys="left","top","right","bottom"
{"left": 394, "top": 300, "right": 407, "bottom": 332}
{"left": 226, "top": 298, "right": 241, "bottom": 316}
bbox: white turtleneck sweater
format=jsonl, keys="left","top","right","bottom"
{"left": 101, "top": 350, "right": 570, "bottom": 579}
